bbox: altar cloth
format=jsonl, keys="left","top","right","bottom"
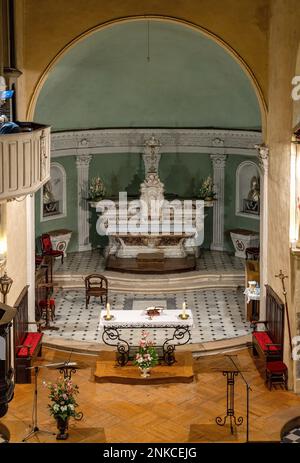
{"left": 99, "top": 309, "right": 194, "bottom": 328}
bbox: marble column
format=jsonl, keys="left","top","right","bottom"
{"left": 210, "top": 154, "right": 227, "bottom": 251}
{"left": 76, "top": 154, "right": 92, "bottom": 252}
{"left": 255, "top": 143, "right": 269, "bottom": 321}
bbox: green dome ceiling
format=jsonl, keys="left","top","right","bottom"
{"left": 34, "top": 20, "right": 261, "bottom": 131}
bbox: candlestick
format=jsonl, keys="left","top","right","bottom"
{"left": 179, "top": 301, "right": 189, "bottom": 319}
{"left": 106, "top": 302, "right": 111, "bottom": 318}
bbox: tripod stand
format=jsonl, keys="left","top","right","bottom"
{"left": 22, "top": 365, "right": 56, "bottom": 442}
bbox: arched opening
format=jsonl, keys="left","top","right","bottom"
{"left": 32, "top": 17, "right": 265, "bottom": 352}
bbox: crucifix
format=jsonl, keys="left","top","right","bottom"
{"left": 275, "top": 270, "right": 292, "bottom": 354}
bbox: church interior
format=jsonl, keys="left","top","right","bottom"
{"left": 1, "top": 0, "right": 300, "bottom": 445}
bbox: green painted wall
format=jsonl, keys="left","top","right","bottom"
{"left": 34, "top": 20, "right": 261, "bottom": 131}
{"left": 35, "top": 153, "right": 259, "bottom": 253}
{"left": 35, "top": 156, "right": 78, "bottom": 253}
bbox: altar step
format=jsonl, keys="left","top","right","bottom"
{"left": 42, "top": 334, "right": 251, "bottom": 357}
{"left": 106, "top": 255, "right": 196, "bottom": 273}
{"left": 54, "top": 270, "right": 244, "bottom": 293}
{"left": 94, "top": 351, "right": 194, "bottom": 384}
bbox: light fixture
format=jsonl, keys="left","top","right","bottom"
{"left": 0, "top": 236, "right": 7, "bottom": 266}
{"left": 0, "top": 272, "right": 13, "bottom": 304}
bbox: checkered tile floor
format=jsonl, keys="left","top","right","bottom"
{"left": 282, "top": 428, "right": 300, "bottom": 443}
{"left": 45, "top": 288, "right": 250, "bottom": 345}
{"left": 53, "top": 250, "right": 244, "bottom": 275}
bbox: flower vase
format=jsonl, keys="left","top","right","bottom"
{"left": 139, "top": 367, "right": 151, "bottom": 378}
{"left": 56, "top": 416, "right": 69, "bottom": 440}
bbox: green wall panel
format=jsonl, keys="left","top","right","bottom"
{"left": 34, "top": 20, "right": 261, "bottom": 131}
{"left": 224, "top": 155, "right": 260, "bottom": 251}
{"left": 35, "top": 156, "right": 78, "bottom": 253}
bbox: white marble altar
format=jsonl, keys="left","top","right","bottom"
{"left": 93, "top": 136, "right": 207, "bottom": 259}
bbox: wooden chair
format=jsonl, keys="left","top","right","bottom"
{"left": 85, "top": 274, "right": 108, "bottom": 309}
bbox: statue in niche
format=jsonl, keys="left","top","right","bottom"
{"left": 247, "top": 176, "right": 260, "bottom": 202}
{"left": 243, "top": 176, "right": 260, "bottom": 215}
{"left": 43, "top": 181, "right": 55, "bottom": 204}
{"left": 43, "top": 181, "right": 59, "bottom": 216}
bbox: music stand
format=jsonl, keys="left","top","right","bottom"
{"left": 22, "top": 365, "right": 56, "bottom": 442}
{"left": 214, "top": 354, "right": 252, "bottom": 441}
{"left": 44, "top": 361, "right": 78, "bottom": 379}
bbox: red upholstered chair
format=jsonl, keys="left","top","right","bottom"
{"left": 266, "top": 361, "right": 288, "bottom": 390}
{"left": 39, "top": 298, "right": 56, "bottom": 321}
{"left": 41, "top": 234, "right": 64, "bottom": 264}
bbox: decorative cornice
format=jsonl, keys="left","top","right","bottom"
{"left": 51, "top": 128, "right": 262, "bottom": 158}
{"left": 255, "top": 143, "right": 269, "bottom": 172}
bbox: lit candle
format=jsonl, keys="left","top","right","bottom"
{"left": 106, "top": 302, "right": 111, "bottom": 318}
{"left": 182, "top": 302, "right": 186, "bottom": 317}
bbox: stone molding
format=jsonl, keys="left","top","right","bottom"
{"left": 51, "top": 128, "right": 262, "bottom": 157}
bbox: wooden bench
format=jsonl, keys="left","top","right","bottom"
{"left": 14, "top": 286, "right": 44, "bottom": 384}
{"left": 251, "top": 285, "right": 284, "bottom": 379}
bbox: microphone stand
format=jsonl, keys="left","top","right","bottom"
{"left": 22, "top": 365, "right": 56, "bottom": 442}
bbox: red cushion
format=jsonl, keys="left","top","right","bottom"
{"left": 253, "top": 331, "right": 280, "bottom": 351}
{"left": 266, "top": 361, "right": 287, "bottom": 373}
{"left": 44, "top": 250, "right": 63, "bottom": 257}
{"left": 39, "top": 298, "right": 55, "bottom": 307}
{"left": 41, "top": 235, "right": 52, "bottom": 252}
{"left": 17, "top": 332, "right": 43, "bottom": 358}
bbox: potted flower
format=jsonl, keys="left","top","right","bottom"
{"left": 133, "top": 331, "right": 158, "bottom": 377}
{"left": 88, "top": 176, "right": 106, "bottom": 201}
{"left": 46, "top": 377, "right": 83, "bottom": 440}
{"left": 198, "top": 176, "right": 217, "bottom": 201}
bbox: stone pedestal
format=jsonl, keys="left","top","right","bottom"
{"left": 49, "top": 229, "right": 72, "bottom": 257}
{"left": 230, "top": 229, "right": 259, "bottom": 258}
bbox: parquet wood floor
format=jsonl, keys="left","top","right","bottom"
{"left": 2, "top": 347, "right": 300, "bottom": 443}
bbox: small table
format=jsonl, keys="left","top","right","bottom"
{"left": 99, "top": 309, "right": 194, "bottom": 366}
{"left": 244, "top": 288, "right": 260, "bottom": 321}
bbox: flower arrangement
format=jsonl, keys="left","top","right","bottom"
{"left": 88, "top": 176, "right": 106, "bottom": 200}
{"left": 198, "top": 176, "right": 216, "bottom": 200}
{"left": 46, "top": 377, "right": 82, "bottom": 421}
{"left": 133, "top": 331, "right": 158, "bottom": 370}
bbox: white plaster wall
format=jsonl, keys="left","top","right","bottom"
{"left": 5, "top": 200, "right": 28, "bottom": 306}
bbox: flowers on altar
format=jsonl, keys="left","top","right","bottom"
{"left": 88, "top": 176, "right": 106, "bottom": 201}
{"left": 133, "top": 331, "right": 159, "bottom": 370}
{"left": 198, "top": 176, "right": 216, "bottom": 200}
{"left": 45, "top": 377, "right": 82, "bottom": 421}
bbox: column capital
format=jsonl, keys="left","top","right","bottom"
{"left": 76, "top": 154, "right": 92, "bottom": 168}
{"left": 210, "top": 154, "right": 227, "bottom": 168}
{"left": 255, "top": 143, "right": 269, "bottom": 172}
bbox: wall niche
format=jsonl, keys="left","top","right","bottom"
{"left": 236, "top": 161, "right": 261, "bottom": 220}
{"left": 40, "top": 162, "right": 66, "bottom": 222}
